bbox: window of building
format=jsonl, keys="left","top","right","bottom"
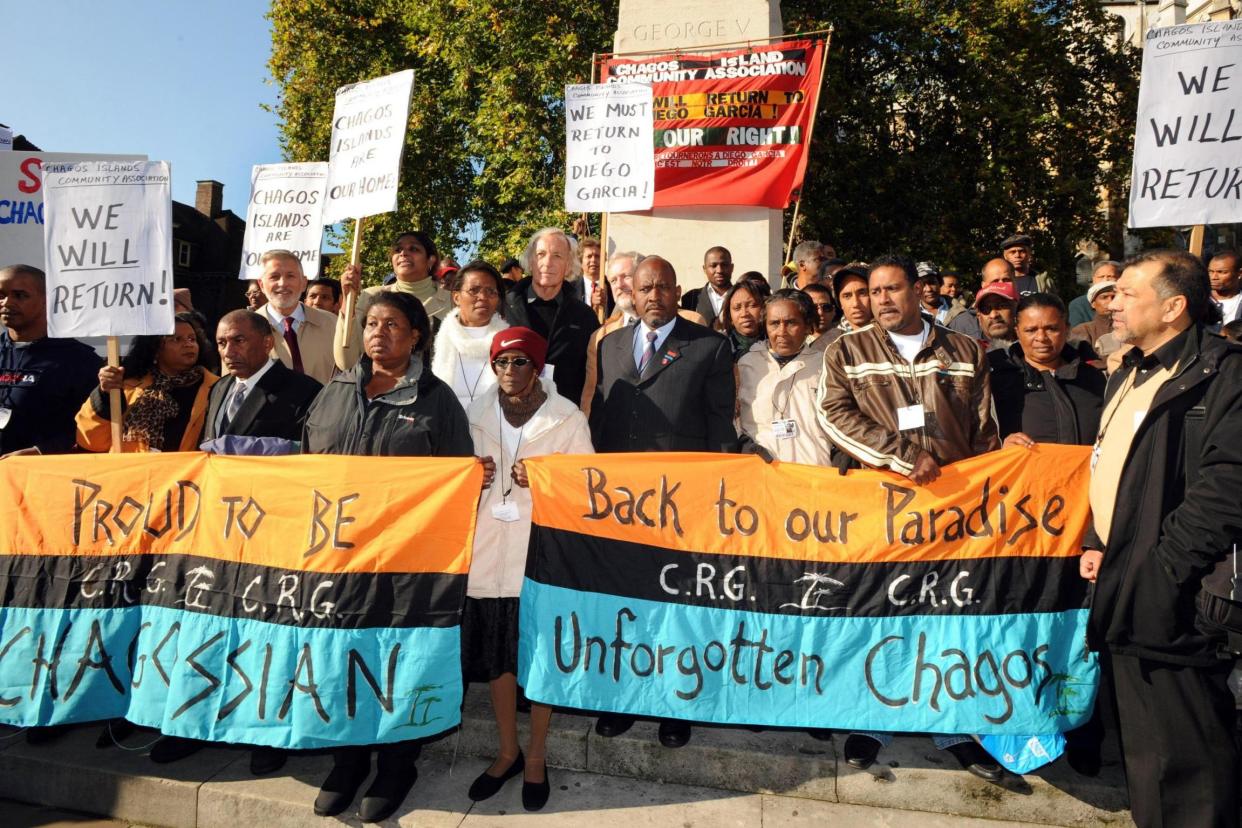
{"left": 177, "top": 241, "right": 191, "bottom": 268}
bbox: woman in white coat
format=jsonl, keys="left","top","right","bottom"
{"left": 463, "top": 326, "right": 593, "bottom": 812}
{"left": 735, "top": 288, "right": 835, "bottom": 466}
{"left": 430, "top": 260, "right": 510, "bottom": 411}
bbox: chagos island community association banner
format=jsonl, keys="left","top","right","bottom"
{"left": 0, "top": 454, "right": 481, "bottom": 749}
{"left": 600, "top": 38, "right": 826, "bottom": 209}
{"left": 519, "top": 445, "right": 1099, "bottom": 736}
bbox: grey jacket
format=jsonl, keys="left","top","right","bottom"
{"left": 302, "top": 357, "right": 473, "bottom": 458}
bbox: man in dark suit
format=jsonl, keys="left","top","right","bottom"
{"left": 679, "top": 246, "right": 734, "bottom": 329}
{"left": 504, "top": 228, "right": 600, "bottom": 406}
{"left": 150, "top": 310, "right": 321, "bottom": 774}
{"left": 203, "top": 310, "right": 322, "bottom": 443}
{"left": 590, "top": 256, "right": 737, "bottom": 748}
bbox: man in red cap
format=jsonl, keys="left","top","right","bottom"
{"left": 973, "top": 280, "right": 1019, "bottom": 352}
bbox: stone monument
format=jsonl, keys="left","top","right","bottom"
{"left": 607, "top": 0, "right": 786, "bottom": 289}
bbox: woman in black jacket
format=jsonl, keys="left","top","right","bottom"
{"left": 988, "top": 293, "right": 1106, "bottom": 447}
{"left": 302, "top": 291, "right": 473, "bottom": 822}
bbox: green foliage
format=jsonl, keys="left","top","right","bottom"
{"left": 268, "top": 0, "right": 615, "bottom": 282}
{"left": 784, "top": 0, "right": 1139, "bottom": 287}
{"left": 268, "top": 0, "right": 1137, "bottom": 289}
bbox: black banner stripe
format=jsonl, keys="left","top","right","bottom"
{"left": 0, "top": 553, "right": 464, "bottom": 630}
{"left": 526, "top": 526, "right": 1088, "bottom": 618}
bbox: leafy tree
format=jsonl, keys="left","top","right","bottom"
{"left": 268, "top": 0, "right": 1137, "bottom": 289}
{"left": 783, "top": 0, "right": 1139, "bottom": 288}
{"left": 268, "top": 0, "right": 614, "bottom": 281}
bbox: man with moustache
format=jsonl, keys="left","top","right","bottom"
{"left": 590, "top": 255, "right": 735, "bottom": 750}
{"left": 817, "top": 254, "right": 1003, "bottom": 780}
{"left": 1081, "top": 250, "right": 1242, "bottom": 826}
{"left": 580, "top": 251, "right": 704, "bottom": 415}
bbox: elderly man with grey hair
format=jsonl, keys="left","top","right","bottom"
{"left": 503, "top": 227, "right": 599, "bottom": 405}
{"left": 1068, "top": 260, "right": 1122, "bottom": 328}
{"left": 786, "top": 240, "right": 828, "bottom": 289}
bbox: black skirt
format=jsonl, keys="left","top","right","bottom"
{"left": 460, "top": 597, "right": 520, "bottom": 683}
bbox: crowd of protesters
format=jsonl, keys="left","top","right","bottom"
{"left": 1, "top": 230, "right": 1240, "bottom": 827}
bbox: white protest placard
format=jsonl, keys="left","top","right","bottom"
{"left": 1129, "top": 21, "right": 1242, "bottom": 228}
{"left": 41, "top": 160, "right": 174, "bottom": 338}
{"left": 564, "top": 83, "right": 654, "bottom": 213}
{"left": 323, "top": 69, "right": 414, "bottom": 224}
{"left": 0, "top": 127, "right": 12, "bottom": 152}
{"left": 0, "top": 152, "right": 147, "bottom": 270}
{"left": 240, "top": 162, "right": 329, "bottom": 280}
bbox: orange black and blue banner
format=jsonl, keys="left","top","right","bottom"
{"left": 518, "top": 446, "right": 1099, "bottom": 737}
{"left": 599, "top": 38, "right": 826, "bottom": 208}
{"left": 0, "top": 454, "right": 482, "bottom": 748}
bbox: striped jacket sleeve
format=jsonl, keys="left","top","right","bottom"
{"left": 815, "top": 341, "right": 920, "bottom": 476}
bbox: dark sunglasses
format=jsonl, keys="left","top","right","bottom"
{"left": 492, "top": 357, "right": 533, "bottom": 369}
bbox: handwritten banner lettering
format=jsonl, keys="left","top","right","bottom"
{"left": 41, "top": 160, "right": 173, "bottom": 338}
{"left": 323, "top": 69, "right": 415, "bottom": 224}
{"left": 518, "top": 446, "right": 1099, "bottom": 735}
{"left": 564, "top": 83, "right": 655, "bottom": 213}
{"left": 1129, "top": 21, "right": 1242, "bottom": 228}
{"left": 239, "top": 162, "right": 329, "bottom": 280}
{"left": 0, "top": 453, "right": 481, "bottom": 748}
{"left": 600, "top": 38, "right": 826, "bottom": 209}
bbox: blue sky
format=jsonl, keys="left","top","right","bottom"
{"left": 5, "top": 1, "right": 280, "bottom": 217}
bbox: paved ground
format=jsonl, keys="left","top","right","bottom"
{"left": 0, "top": 780, "right": 1053, "bottom": 828}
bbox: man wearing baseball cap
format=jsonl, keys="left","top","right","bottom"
{"left": 974, "top": 280, "right": 1019, "bottom": 351}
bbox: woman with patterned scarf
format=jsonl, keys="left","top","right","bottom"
{"left": 76, "top": 312, "right": 218, "bottom": 452}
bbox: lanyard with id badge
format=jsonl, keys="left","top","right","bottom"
{"left": 770, "top": 372, "right": 800, "bottom": 441}
{"left": 493, "top": 402, "right": 524, "bottom": 522}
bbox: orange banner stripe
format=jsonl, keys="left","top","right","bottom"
{"left": 526, "top": 445, "right": 1091, "bottom": 565}
{"left": 0, "top": 454, "right": 482, "bottom": 576}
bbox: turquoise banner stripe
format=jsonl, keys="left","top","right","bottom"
{"left": 518, "top": 579, "right": 1097, "bottom": 735}
{"left": 0, "top": 605, "right": 461, "bottom": 748}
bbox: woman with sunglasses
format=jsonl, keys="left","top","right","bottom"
{"left": 463, "top": 327, "right": 592, "bottom": 812}
{"left": 431, "top": 260, "right": 510, "bottom": 411}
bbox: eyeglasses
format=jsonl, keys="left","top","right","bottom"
{"left": 460, "top": 286, "right": 500, "bottom": 298}
{"left": 492, "top": 357, "right": 532, "bottom": 369}
{"left": 812, "top": 302, "right": 834, "bottom": 311}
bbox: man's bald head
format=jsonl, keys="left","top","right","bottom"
{"left": 633, "top": 256, "right": 681, "bottom": 327}
{"left": 981, "top": 258, "right": 1016, "bottom": 287}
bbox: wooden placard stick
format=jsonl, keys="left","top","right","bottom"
{"left": 107, "top": 336, "right": 122, "bottom": 453}
{"left": 338, "top": 216, "right": 366, "bottom": 349}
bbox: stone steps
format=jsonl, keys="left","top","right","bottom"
{"left": 0, "top": 685, "right": 1132, "bottom": 827}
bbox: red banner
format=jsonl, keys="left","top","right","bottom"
{"left": 600, "top": 38, "right": 826, "bottom": 209}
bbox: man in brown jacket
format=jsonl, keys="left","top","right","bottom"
{"left": 816, "top": 253, "right": 1004, "bottom": 780}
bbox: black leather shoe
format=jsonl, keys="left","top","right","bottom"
{"left": 1066, "top": 745, "right": 1101, "bottom": 777}
{"left": 313, "top": 754, "right": 370, "bottom": 817}
{"left": 26, "top": 724, "right": 73, "bottom": 746}
{"left": 357, "top": 763, "right": 418, "bottom": 823}
{"left": 843, "top": 734, "right": 882, "bottom": 769}
{"left": 250, "top": 746, "right": 287, "bottom": 776}
{"left": 522, "top": 763, "right": 551, "bottom": 812}
{"left": 657, "top": 720, "right": 691, "bottom": 749}
{"left": 150, "top": 736, "right": 205, "bottom": 764}
{"left": 946, "top": 741, "right": 1004, "bottom": 782}
{"left": 96, "top": 719, "right": 136, "bottom": 749}
{"left": 595, "top": 713, "right": 635, "bottom": 738}
{"left": 468, "top": 752, "right": 524, "bottom": 801}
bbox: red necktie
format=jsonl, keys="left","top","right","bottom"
{"left": 282, "top": 316, "right": 304, "bottom": 374}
